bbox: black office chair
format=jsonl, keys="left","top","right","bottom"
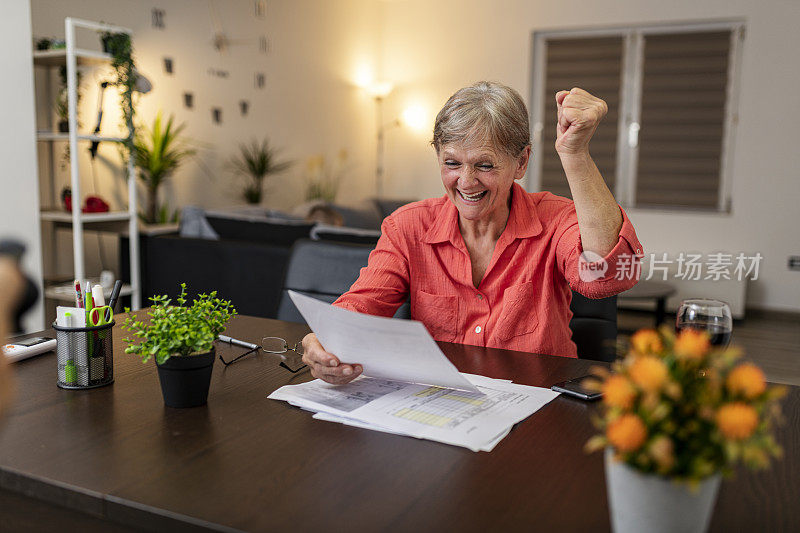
{"left": 275, "top": 239, "right": 411, "bottom": 323}
{"left": 569, "top": 291, "right": 618, "bottom": 362}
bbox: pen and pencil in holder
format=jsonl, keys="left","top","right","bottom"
{"left": 53, "top": 319, "right": 115, "bottom": 389}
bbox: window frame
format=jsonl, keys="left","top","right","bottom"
{"left": 527, "top": 20, "right": 745, "bottom": 213}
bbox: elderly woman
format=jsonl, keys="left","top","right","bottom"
{"left": 302, "top": 81, "right": 642, "bottom": 384}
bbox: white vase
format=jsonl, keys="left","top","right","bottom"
{"left": 605, "top": 449, "right": 721, "bottom": 533}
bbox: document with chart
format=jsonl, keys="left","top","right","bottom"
{"left": 269, "top": 373, "right": 560, "bottom": 452}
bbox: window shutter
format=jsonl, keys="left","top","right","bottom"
{"left": 541, "top": 36, "right": 623, "bottom": 199}
{"left": 635, "top": 31, "right": 731, "bottom": 208}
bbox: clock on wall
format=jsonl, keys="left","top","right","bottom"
{"left": 151, "top": 2, "right": 270, "bottom": 122}
{"left": 205, "top": 0, "right": 270, "bottom": 122}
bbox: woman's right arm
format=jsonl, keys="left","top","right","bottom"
{"left": 302, "top": 216, "right": 412, "bottom": 385}
{"left": 332, "top": 215, "right": 411, "bottom": 316}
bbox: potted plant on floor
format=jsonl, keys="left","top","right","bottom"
{"left": 132, "top": 111, "right": 196, "bottom": 225}
{"left": 229, "top": 138, "right": 291, "bottom": 204}
{"left": 121, "top": 283, "right": 236, "bottom": 408}
{"left": 585, "top": 327, "right": 786, "bottom": 533}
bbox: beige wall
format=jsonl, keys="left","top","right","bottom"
{"left": 30, "top": 0, "right": 381, "bottom": 278}
{"left": 0, "top": 0, "right": 44, "bottom": 332}
{"left": 28, "top": 0, "right": 800, "bottom": 312}
{"left": 379, "top": 0, "right": 800, "bottom": 312}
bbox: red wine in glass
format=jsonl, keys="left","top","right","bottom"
{"left": 676, "top": 299, "right": 733, "bottom": 348}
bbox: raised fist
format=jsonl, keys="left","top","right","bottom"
{"left": 555, "top": 87, "right": 608, "bottom": 156}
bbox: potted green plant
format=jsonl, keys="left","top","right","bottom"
{"left": 585, "top": 327, "right": 785, "bottom": 533}
{"left": 55, "top": 66, "right": 82, "bottom": 133}
{"left": 303, "top": 150, "right": 348, "bottom": 202}
{"left": 132, "top": 111, "right": 196, "bottom": 224}
{"left": 122, "top": 284, "right": 236, "bottom": 408}
{"left": 229, "top": 138, "right": 291, "bottom": 204}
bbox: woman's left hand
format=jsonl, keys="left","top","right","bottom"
{"left": 554, "top": 88, "right": 608, "bottom": 156}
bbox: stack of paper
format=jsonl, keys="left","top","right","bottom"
{"left": 269, "top": 372, "right": 560, "bottom": 452}
{"left": 267, "top": 292, "right": 560, "bottom": 452}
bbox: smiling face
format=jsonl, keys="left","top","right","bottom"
{"left": 438, "top": 143, "right": 531, "bottom": 227}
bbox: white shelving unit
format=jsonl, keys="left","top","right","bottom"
{"left": 33, "top": 18, "right": 140, "bottom": 308}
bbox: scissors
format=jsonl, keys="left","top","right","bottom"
{"left": 88, "top": 306, "right": 113, "bottom": 326}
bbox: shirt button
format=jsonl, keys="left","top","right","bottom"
{"left": 476, "top": 294, "right": 483, "bottom": 300}
{"left": 475, "top": 326, "right": 482, "bottom": 334}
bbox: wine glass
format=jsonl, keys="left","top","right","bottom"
{"left": 675, "top": 299, "right": 733, "bottom": 347}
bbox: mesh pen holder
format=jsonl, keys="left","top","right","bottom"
{"left": 53, "top": 320, "right": 115, "bottom": 389}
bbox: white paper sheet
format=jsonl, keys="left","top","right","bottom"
{"left": 268, "top": 373, "right": 559, "bottom": 452}
{"left": 288, "top": 290, "right": 479, "bottom": 392}
{"left": 309, "top": 374, "right": 515, "bottom": 452}
{"left": 345, "top": 380, "right": 560, "bottom": 452}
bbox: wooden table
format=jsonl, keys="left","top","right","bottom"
{"left": 1, "top": 314, "right": 797, "bottom": 532}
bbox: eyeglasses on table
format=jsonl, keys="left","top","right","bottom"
{"left": 218, "top": 336, "right": 307, "bottom": 373}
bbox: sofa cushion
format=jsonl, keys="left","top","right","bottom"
{"left": 373, "top": 198, "right": 416, "bottom": 219}
{"left": 205, "top": 215, "right": 315, "bottom": 247}
{"left": 310, "top": 224, "right": 382, "bottom": 245}
{"left": 179, "top": 206, "right": 220, "bottom": 239}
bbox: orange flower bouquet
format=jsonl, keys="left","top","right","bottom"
{"left": 586, "top": 327, "right": 786, "bottom": 532}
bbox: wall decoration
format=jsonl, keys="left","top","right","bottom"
{"left": 259, "top": 35, "right": 270, "bottom": 54}
{"left": 163, "top": 57, "right": 173, "bottom": 74}
{"left": 208, "top": 68, "right": 230, "bottom": 79}
{"left": 212, "top": 108, "right": 222, "bottom": 124}
{"left": 255, "top": 1, "right": 266, "bottom": 19}
{"left": 152, "top": 8, "right": 165, "bottom": 29}
{"left": 255, "top": 73, "right": 265, "bottom": 89}
{"left": 240, "top": 101, "right": 249, "bottom": 116}
{"left": 183, "top": 92, "right": 194, "bottom": 109}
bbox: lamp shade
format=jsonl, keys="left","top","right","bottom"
{"left": 366, "top": 80, "right": 393, "bottom": 99}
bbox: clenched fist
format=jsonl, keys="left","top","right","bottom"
{"left": 555, "top": 87, "right": 608, "bottom": 156}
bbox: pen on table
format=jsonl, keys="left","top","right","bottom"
{"left": 218, "top": 335, "right": 259, "bottom": 350}
{"left": 74, "top": 280, "right": 84, "bottom": 309}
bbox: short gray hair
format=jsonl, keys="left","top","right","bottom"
{"left": 431, "top": 81, "right": 530, "bottom": 157}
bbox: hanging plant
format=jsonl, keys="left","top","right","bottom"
{"left": 100, "top": 31, "right": 137, "bottom": 145}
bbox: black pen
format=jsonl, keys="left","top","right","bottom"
{"left": 107, "top": 280, "right": 123, "bottom": 321}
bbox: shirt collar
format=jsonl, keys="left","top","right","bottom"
{"left": 423, "top": 182, "right": 543, "bottom": 245}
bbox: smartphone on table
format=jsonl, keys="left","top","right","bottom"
{"left": 551, "top": 376, "right": 602, "bottom": 401}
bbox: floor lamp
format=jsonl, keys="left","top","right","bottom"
{"left": 368, "top": 82, "right": 397, "bottom": 198}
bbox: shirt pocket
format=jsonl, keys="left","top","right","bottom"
{"left": 497, "top": 281, "right": 539, "bottom": 341}
{"left": 413, "top": 290, "right": 459, "bottom": 343}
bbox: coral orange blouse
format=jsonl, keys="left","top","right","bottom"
{"left": 333, "top": 183, "right": 642, "bottom": 357}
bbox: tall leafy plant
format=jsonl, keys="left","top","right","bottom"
{"left": 229, "top": 138, "right": 291, "bottom": 204}
{"left": 133, "top": 112, "right": 195, "bottom": 224}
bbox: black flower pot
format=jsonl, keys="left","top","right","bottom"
{"left": 58, "top": 120, "right": 69, "bottom": 133}
{"left": 155, "top": 347, "right": 215, "bottom": 408}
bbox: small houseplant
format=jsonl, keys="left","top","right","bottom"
{"left": 585, "top": 327, "right": 785, "bottom": 533}
{"left": 303, "top": 150, "right": 348, "bottom": 202}
{"left": 122, "top": 284, "right": 236, "bottom": 407}
{"left": 132, "top": 111, "right": 196, "bottom": 224}
{"left": 229, "top": 138, "right": 291, "bottom": 204}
